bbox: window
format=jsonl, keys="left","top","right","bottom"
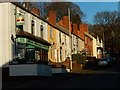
{"left": 40, "top": 25, "right": 43, "bottom": 38}
{"left": 60, "top": 47, "right": 62, "bottom": 61}
{"left": 59, "top": 32, "right": 61, "bottom": 44}
{"left": 18, "top": 49, "right": 25, "bottom": 59}
{"left": 17, "top": 44, "right": 25, "bottom": 59}
{"left": 51, "top": 46, "right": 53, "bottom": 58}
{"left": 85, "top": 36, "right": 87, "bottom": 45}
{"left": 26, "top": 49, "right": 35, "bottom": 60}
{"left": 73, "top": 36, "right": 75, "bottom": 45}
{"left": 31, "top": 20, "right": 35, "bottom": 34}
{"left": 16, "top": 25, "right": 23, "bottom": 31}
{"left": 85, "top": 48, "right": 87, "bottom": 55}
{"left": 50, "top": 27, "right": 52, "bottom": 38}
{"left": 77, "top": 37, "right": 78, "bottom": 47}
{"left": 55, "top": 49, "right": 57, "bottom": 60}
{"left": 74, "top": 48, "right": 75, "bottom": 53}
{"left": 65, "top": 35, "right": 66, "bottom": 45}
{"left": 65, "top": 50, "right": 67, "bottom": 58}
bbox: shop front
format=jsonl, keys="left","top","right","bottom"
{"left": 10, "top": 30, "right": 52, "bottom": 76}
{"left": 17, "top": 37, "right": 49, "bottom": 65}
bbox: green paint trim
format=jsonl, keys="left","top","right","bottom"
{"left": 17, "top": 37, "right": 49, "bottom": 50}
{"left": 26, "top": 45, "right": 35, "bottom": 49}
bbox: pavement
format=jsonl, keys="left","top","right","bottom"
{"left": 2, "top": 61, "right": 120, "bottom": 89}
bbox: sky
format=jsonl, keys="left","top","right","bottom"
{"left": 74, "top": 2, "right": 118, "bottom": 25}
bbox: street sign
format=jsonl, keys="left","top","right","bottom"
{"left": 16, "top": 15, "right": 25, "bottom": 25}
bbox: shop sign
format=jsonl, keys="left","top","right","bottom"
{"left": 17, "top": 38, "right": 49, "bottom": 50}
{"left": 16, "top": 15, "right": 25, "bottom": 25}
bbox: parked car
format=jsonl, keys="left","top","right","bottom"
{"left": 110, "top": 57, "right": 117, "bottom": 64}
{"left": 98, "top": 58, "right": 110, "bottom": 66}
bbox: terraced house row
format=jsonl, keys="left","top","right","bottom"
{"left": 0, "top": 2, "right": 103, "bottom": 77}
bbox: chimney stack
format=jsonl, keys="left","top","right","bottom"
{"left": 79, "top": 23, "right": 88, "bottom": 33}
{"left": 73, "top": 24, "right": 78, "bottom": 35}
{"left": 63, "top": 16, "right": 69, "bottom": 30}
{"left": 49, "top": 11, "right": 56, "bottom": 25}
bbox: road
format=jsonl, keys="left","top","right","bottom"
{"left": 3, "top": 62, "right": 120, "bottom": 89}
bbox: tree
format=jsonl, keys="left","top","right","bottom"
{"left": 44, "top": 2, "right": 85, "bottom": 24}
{"left": 20, "top": 2, "right": 85, "bottom": 25}
{"left": 92, "top": 11, "right": 119, "bottom": 57}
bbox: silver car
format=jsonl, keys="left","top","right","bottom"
{"left": 99, "top": 58, "right": 110, "bottom": 66}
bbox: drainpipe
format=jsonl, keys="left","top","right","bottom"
{"left": 14, "top": 6, "right": 17, "bottom": 60}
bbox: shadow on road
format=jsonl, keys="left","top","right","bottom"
{"left": 2, "top": 61, "right": 120, "bottom": 89}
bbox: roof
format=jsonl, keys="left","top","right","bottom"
{"left": 16, "top": 30, "right": 51, "bottom": 46}
{"left": 84, "top": 32, "right": 93, "bottom": 39}
{"left": 91, "top": 34, "right": 97, "bottom": 39}
{"left": 56, "top": 23, "right": 70, "bottom": 36}
{"left": 11, "top": 2, "right": 71, "bottom": 37}
{"left": 71, "top": 32, "right": 84, "bottom": 41}
{"left": 12, "top": 2, "right": 48, "bottom": 23}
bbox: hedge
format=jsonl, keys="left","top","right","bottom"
{"left": 72, "top": 54, "right": 86, "bottom": 64}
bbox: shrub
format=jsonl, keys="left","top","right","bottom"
{"left": 72, "top": 54, "right": 86, "bottom": 64}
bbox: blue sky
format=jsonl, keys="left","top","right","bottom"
{"left": 74, "top": 2, "right": 118, "bottom": 25}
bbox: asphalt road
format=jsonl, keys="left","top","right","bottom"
{"left": 3, "top": 62, "right": 120, "bottom": 89}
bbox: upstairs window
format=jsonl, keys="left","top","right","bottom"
{"left": 73, "top": 36, "right": 75, "bottom": 45}
{"left": 50, "top": 27, "right": 52, "bottom": 38}
{"left": 59, "top": 32, "right": 61, "bottom": 44}
{"left": 31, "top": 20, "right": 35, "bottom": 34}
{"left": 51, "top": 46, "right": 53, "bottom": 59}
{"left": 85, "top": 36, "right": 87, "bottom": 45}
{"left": 40, "top": 25, "right": 43, "bottom": 38}
{"left": 77, "top": 37, "right": 78, "bottom": 47}
{"left": 65, "top": 35, "right": 66, "bottom": 45}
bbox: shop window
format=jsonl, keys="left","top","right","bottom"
{"left": 40, "top": 25, "right": 43, "bottom": 38}
{"left": 17, "top": 44, "right": 25, "bottom": 59}
{"left": 18, "top": 49, "right": 25, "bottom": 59}
{"left": 35, "top": 50, "right": 41, "bottom": 61}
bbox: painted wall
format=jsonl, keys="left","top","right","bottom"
{"left": 48, "top": 25, "right": 57, "bottom": 62}
{"left": 93, "top": 37, "right": 97, "bottom": 58}
{"left": 71, "top": 34, "right": 77, "bottom": 54}
{"left": 0, "top": 3, "right": 48, "bottom": 67}
{"left": 0, "top": 3, "right": 15, "bottom": 67}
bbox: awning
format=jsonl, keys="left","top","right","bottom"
{"left": 17, "top": 37, "right": 49, "bottom": 50}
{"left": 26, "top": 45, "right": 35, "bottom": 49}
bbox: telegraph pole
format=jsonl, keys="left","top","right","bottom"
{"left": 68, "top": 8, "right": 72, "bottom": 70}
{"left": 103, "top": 30, "right": 105, "bottom": 58}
